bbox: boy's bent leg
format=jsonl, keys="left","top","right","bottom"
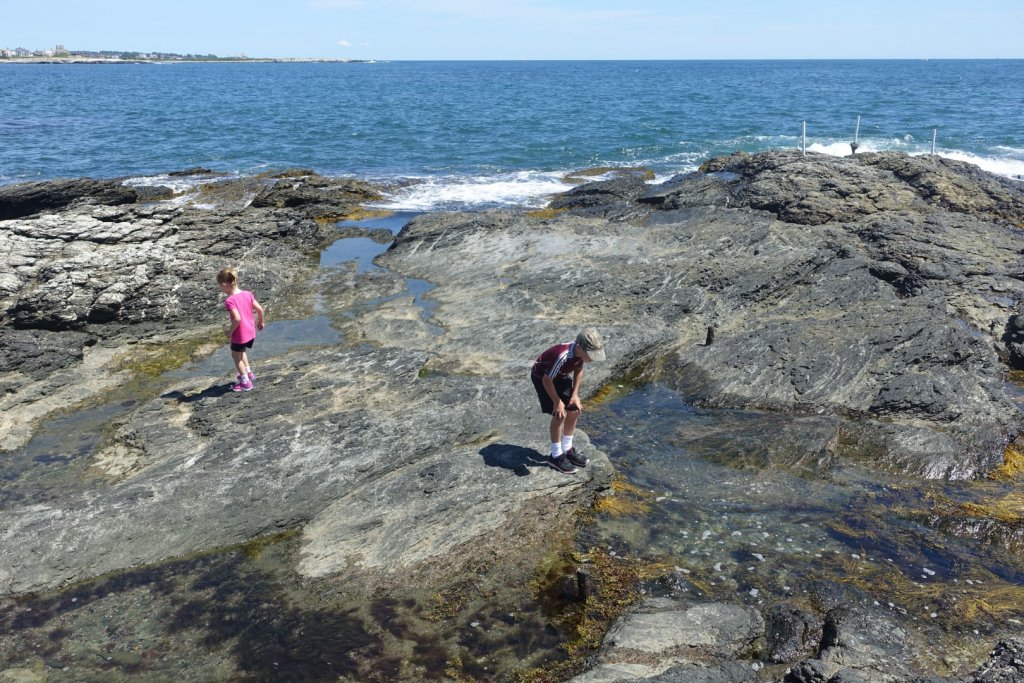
{"left": 564, "top": 409, "right": 580, "bottom": 436}
{"left": 549, "top": 413, "right": 565, "bottom": 445}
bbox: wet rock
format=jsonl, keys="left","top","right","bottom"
{"left": 964, "top": 639, "right": 1024, "bottom": 683}
{"left": 0, "top": 178, "right": 138, "bottom": 220}
{"left": 784, "top": 606, "right": 921, "bottom": 683}
{"left": 1000, "top": 313, "right": 1024, "bottom": 370}
{"left": 765, "top": 604, "right": 824, "bottom": 663}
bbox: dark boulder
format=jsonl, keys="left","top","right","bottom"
{"left": 250, "top": 172, "right": 383, "bottom": 212}
{"left": 0, "top": 178, "right": 138, "bottom": 220}
{"left": 964, "top": 639, "right": 1024, "bottom": 683}
{"left": 640, "top": 172, "right": 734, "bottom": 209}
{"left": 548, "top": 175, "right": 651, "bottom": 220}
{"left": 765, "top": 603, "right": 824, "bottom": 663}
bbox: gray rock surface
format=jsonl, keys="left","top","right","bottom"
{"left": 569, "top": 598, "right": 763, "bottom": 683}
{"left": 806, "top": 606, "right": 920, "bottom": 681}
{"left": 0, "top": 341, "right": 612, "bottom": 595}
{"left": 379, "top": 153, "right": 1024, "bottom": 477}
{"left": 0, "top": 173, "right": 379, "bottom": 452}
{"left": 2, "top": 152, "right": 1024, "bottom": 680}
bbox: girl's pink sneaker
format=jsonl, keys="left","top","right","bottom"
{"left": 232, "top": 380, "right": 253, "bottom": 392}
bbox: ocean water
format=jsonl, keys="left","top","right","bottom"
{"left": 1, "top": 59, "right": 1022, "bottom": 210}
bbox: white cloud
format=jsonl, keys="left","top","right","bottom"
{"left": 338, "top": 39, "right": 353, "bottom": 47}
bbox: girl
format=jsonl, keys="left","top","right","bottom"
{"left": 216, "top": 268, "right": 265, "bottom": 392}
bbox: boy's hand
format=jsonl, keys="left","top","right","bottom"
{"left": 257, "top": 320, "right": 265, "bottom": 331}
{"left": 553, "top": 402, "right": 566, "bottom": 419}
{"left": 568, "top": 397, "right": 583, "bottom": 412}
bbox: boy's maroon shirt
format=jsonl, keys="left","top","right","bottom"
{"left": 531, "top": 342, "right": 583, "bottom": 380}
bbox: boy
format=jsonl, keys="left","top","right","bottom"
{"left": 530, "top": 328, "right": 606, "bottom": 474}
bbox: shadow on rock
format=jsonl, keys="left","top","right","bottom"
{"left": 162, "top": 383, "right": 234, "bottom": 403}
{"left": 480, "top": 443, "right": 546, "bottom": 477}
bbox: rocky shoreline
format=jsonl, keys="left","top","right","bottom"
{"left": 2, "top": 152, "right": 1024, "bottom": 681}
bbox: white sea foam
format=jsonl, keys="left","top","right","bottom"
{"left": 935, "top": 149, "right": 1024, "bottom": 179}
{"left": 373, "top": 171, "right": 571, "bottom": 211}
{"left": 122, "top": 173, "right": 206, "bottom": 195}
{"left": 804, "top": 139, "right": 1024, "bottom": 180}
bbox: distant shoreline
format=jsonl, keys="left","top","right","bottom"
{"left": 0, "top": 57, "right": 372, "bottom": 65}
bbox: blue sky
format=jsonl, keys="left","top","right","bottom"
{"left": 3, "top": 0, "right": 1022, "bottom": 60}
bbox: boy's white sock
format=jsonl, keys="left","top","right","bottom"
{"left": 551, "top": 443, "right": 562, "bottom": 459}
{"left": 561, "top": 434, "right": 574, "bottom": 452}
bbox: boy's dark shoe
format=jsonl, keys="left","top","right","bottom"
{"left": 565, "top": 447, "right": 588, "bottom": 468}
{"left": 548, "top": 455, "right": 578, "bottom": 475}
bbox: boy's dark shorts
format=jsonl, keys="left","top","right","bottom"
{"left": 531, "top": 373, "right": 576, "bottom": 415}
{"left": 230, "top": 339, "right": 255, "bottom": 353}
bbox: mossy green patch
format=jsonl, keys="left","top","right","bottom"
{"left": 593, "top": 475, "right": 653, "bottom": 517}
{"left": 589, "top": 359, "right": 659, "bottom": 407}
{"left": 240, "top": 529, "right": 301, "bottom": 561}
{"left": 338, "top": 207, "right": 395, "bottom": 223}
{"left": 115, "top": 331, "right": 224, "bottom": 378}
{"left": 515, "top": 547, "right": 671, "bottom": 682}
{"left": 525, "top": 207, "right": 568, "bottom": 220}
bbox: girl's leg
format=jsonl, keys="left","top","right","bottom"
{"left": 232, "top": 350, "right": 247, "bottom": 378}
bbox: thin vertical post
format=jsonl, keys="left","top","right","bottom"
{"left": 802, "top": 121, "right": 807, "bottom": 156}
{"left": 931, "top": 129, "right": 937, "bottom": 155}
{"left": 851, "top": 115, "right": 861, "bottom": 154}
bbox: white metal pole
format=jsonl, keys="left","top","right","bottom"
{"left": 931, "top": 129, "right": 937, "bottom": 155}
{"left": 802, "top": 121, "right": 807, "bottom": 156}
{"left": 854, "top": 115, "right": 861, "bottom": 144}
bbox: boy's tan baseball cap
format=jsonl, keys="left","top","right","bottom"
{"left": 576, "top": 328, "right": 606, "bottom": 361}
